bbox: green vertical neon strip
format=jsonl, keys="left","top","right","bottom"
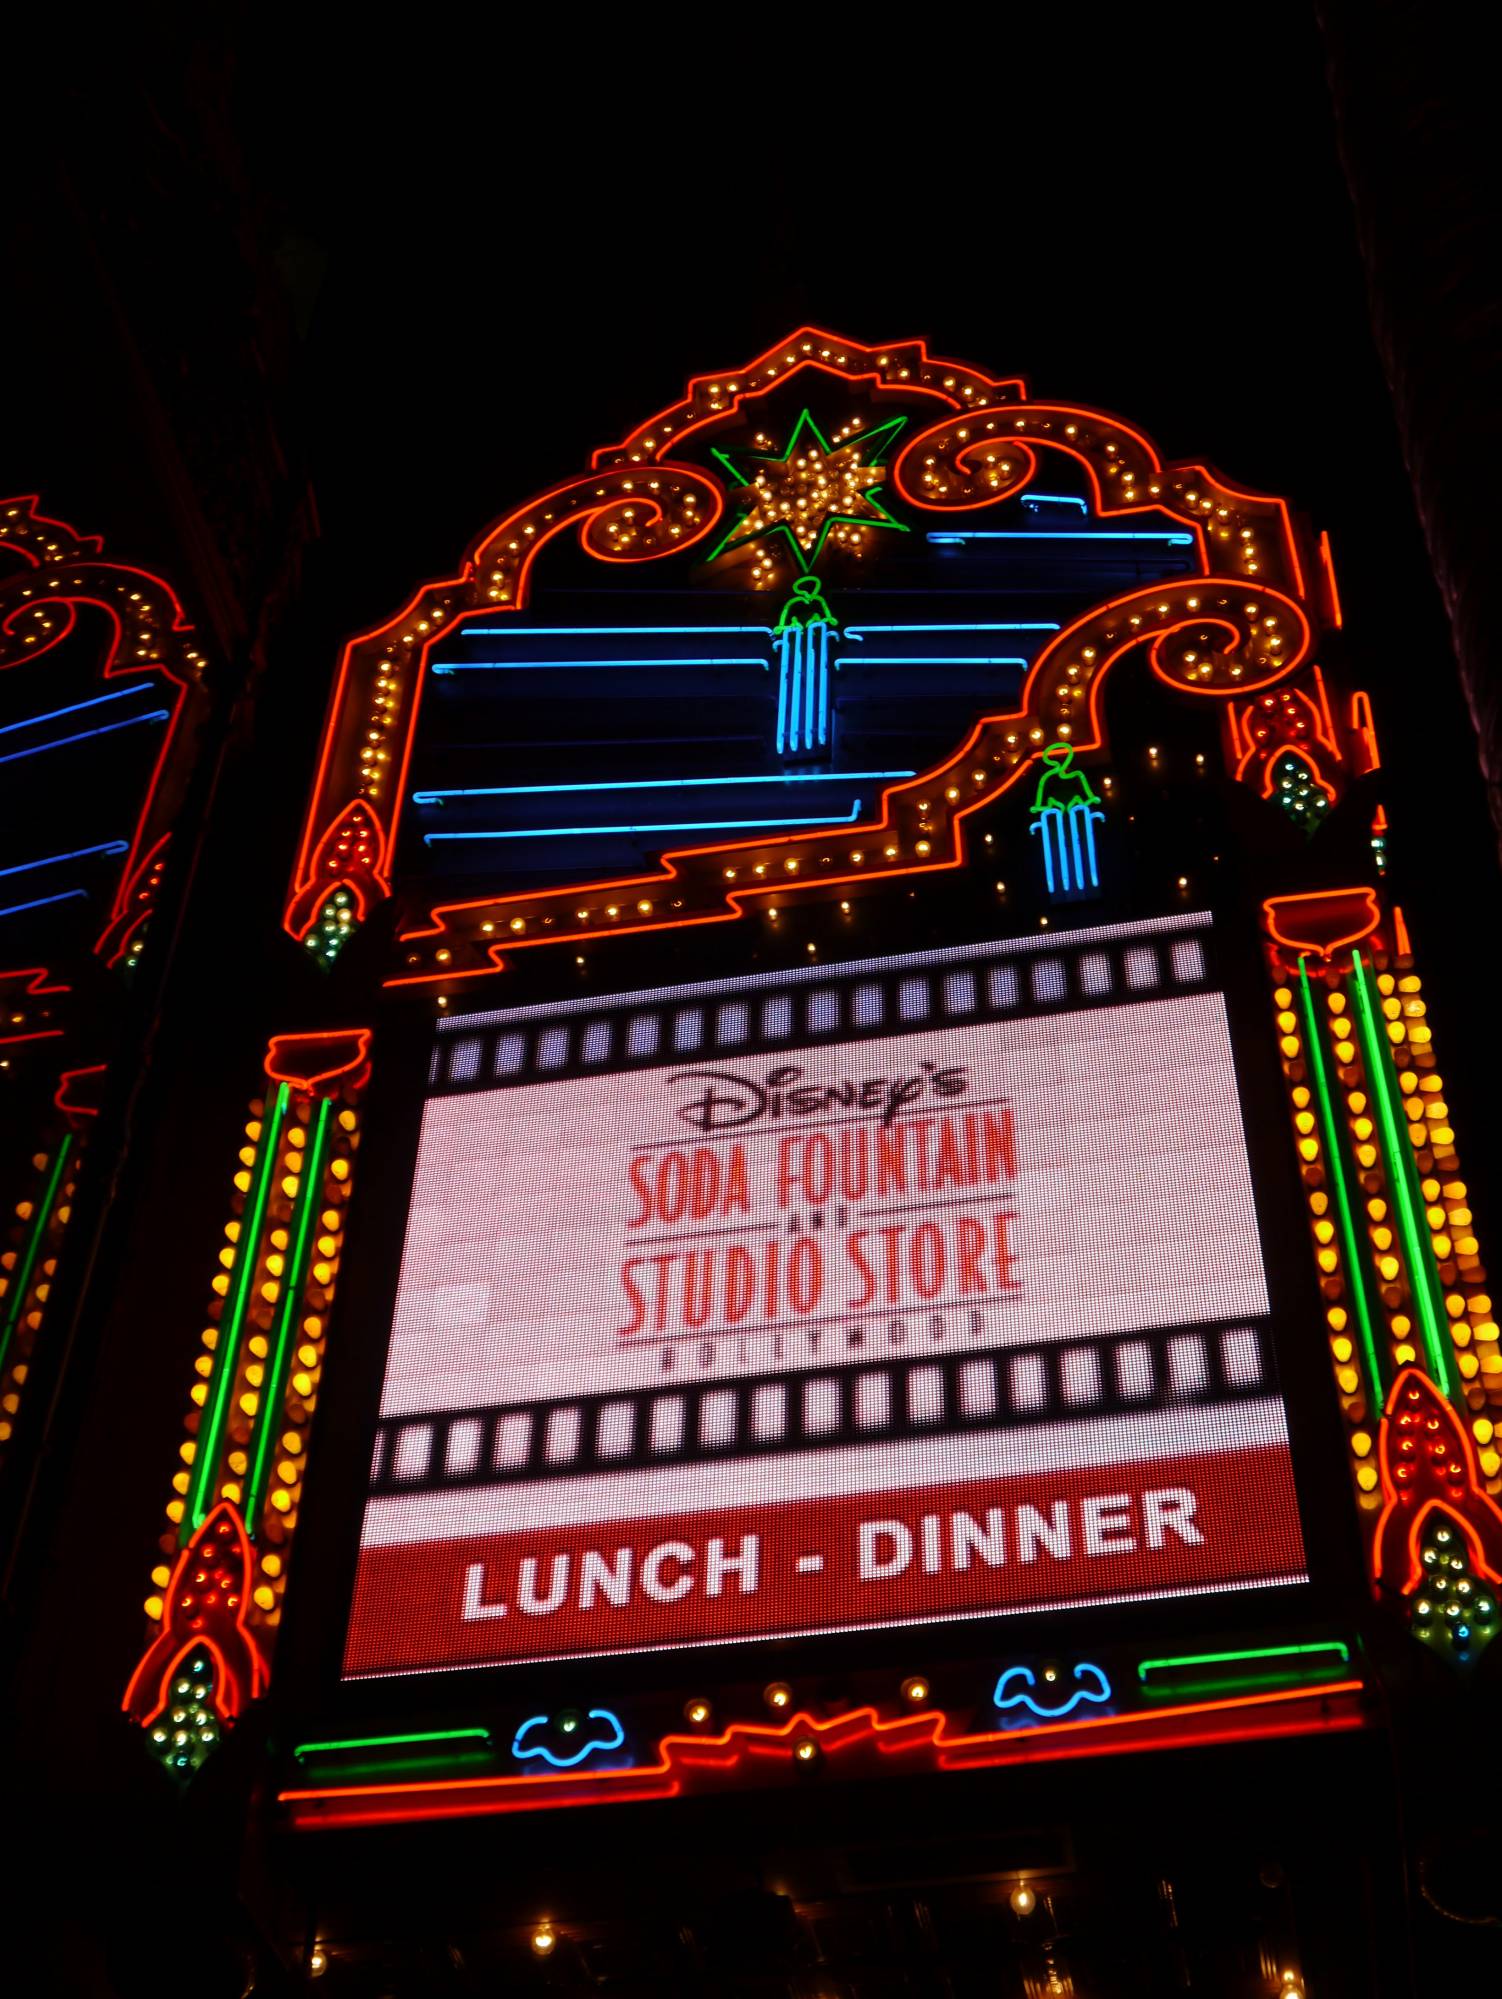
{"left": 187, "top": 1082, "right": 289, "bottom": 1536}
{"left": 0, "top": 1135, "right": 73, "bottom": 1378}
{"left": 1348, "top": 951, "right": 1457, "bottom": 1397}
{"left": 244, "top": 1096, "right": 331, "bottom": 1529}
{"left": 1296, "top": 961, "right": 1384, "bottom": 1403}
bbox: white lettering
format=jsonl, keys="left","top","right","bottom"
{"left": 1016, "top": 1502, "right": 1071, "bottom": 1563}
{"left": 579, "top": 1546, "right": 633, "bottom": 1609}
{"left": 640, "top": 1540, "right": 696, "bottom": 1603}
{"left": 921, "top": 1513, "right": 943, "bottom": 1574}
{"left": 860, "top": 1519, "right": 913, "bottom": 1580}
{"left": 1144, "top": 1486, "right": 1205, "bottom": 1549}
{"left": 517, "top": 1552, "right": 569, "bottom": 1615}
{"left": 950, "top": 1508, "right": 1007, "bottom": 1570}
{"left": 461, "top": 1562, "right": 507, "bottom": 1620}
{"left": 1082, "top": 1494, "right": 1137, "bottom": 1556}
{"left": 706, "top": 1533, "right": 759, "bottom": 1597}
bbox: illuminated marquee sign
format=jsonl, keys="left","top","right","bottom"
{"left": 344, "top": 910, "right": 1305, "bottom": 1677}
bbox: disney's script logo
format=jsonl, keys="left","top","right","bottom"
{"left": 672, "top": 1061, "right": 968, "bottom": 1133}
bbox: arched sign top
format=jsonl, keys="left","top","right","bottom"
{"left": 285, "top": 331, "right": 1340, "bottom": 985}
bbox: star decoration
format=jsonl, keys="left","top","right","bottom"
{"left": 708, "top": 409, "right": 908, "bottom": 582}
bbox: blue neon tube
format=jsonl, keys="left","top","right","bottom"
{"left": 834, "top": 656, "right": 1029, "bottom": 667}
{"left": 423, "top": 803, "right": 865, "bottom": 844}
{"left": 0, "top": 840, "right": 129, "bottom": 881}
{"left": 0, "top": 889, "right": 89, "bottom": 922}
{"left": 0, "top": 710, "right": 172, "bottom": 768}
{"left": 0, "top": 683, "right": 154, "bottom": 740}
{"left": 843, "top": 623, "right": 1059, "bottom": 634}
{"left": 432, "top": 657, "right": 768, "bottom": 674}
{"left": 412, "top": 769, "right": 913, "bottom": 803}
{"left": 927, "top": 531, "right": 1194, "bottom": 545}
{"left": 453, "top": 626, "right": 775, "bottom": 637}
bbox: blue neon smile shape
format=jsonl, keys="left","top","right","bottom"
{"left": 993, "top": 1663, "right": 1112, "bottom": 1719}
{"left": 510, "top": 1708, "right": 625, "bottom": 1768}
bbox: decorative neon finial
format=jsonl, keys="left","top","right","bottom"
{"left": 1028, "top": 743, "right": 1104, "bottom": 896}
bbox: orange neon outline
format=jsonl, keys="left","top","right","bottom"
{"left": 1349, "top": 691, "right": 1381, "bottom": 773}
{"left": 278, "top": 1682, "right": 1364, "bottom": 1826}
{"left": 1231, "top": 689, "right": 1338, "bottom": 788}
{"left": 264, "top": 1028, "right": 374, "bottom": 1091}
{"left": 1, "top": 502, "right": 207, "bottom": 958}
{"left": 1260, "top": 887, "right": 1381, "bottom": 961}
{"left": 53, "top": 1063, "right": 106, "bottom": 1117}
{"left": 593, "top": 329, "right": 1025, "bottom": 468}
{"left": 122, "top": 1501, "right": 268, "bottom": 1724}
{"left": 1253, "top": 743, "right": 1337, "bottom": 807}
{"left": 386, "top": 580, "right": 1311, "bottom": 983}
{"left": 285, "top": 465, "right": 724, "bottom": 938}
{"left": 1391, "top": 904, "right": 1412, "bottom": 959}
{"left": 288, "top": 332, "right": 1327, "bottom": 968}
{"left": 1372, "top": 1367, "right": 1502, "bottom": 1592}
{"left": 1319, "top": 530, "right": 1343, "bottom": 627}
{"left": 891, "top": 407, "right": 1304, "bottom": 599}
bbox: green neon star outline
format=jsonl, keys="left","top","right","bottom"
{"left": 707, "top": 408, "right": 909, "bottom": 571}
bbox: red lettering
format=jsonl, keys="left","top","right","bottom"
{"left": 658, "top": 1152, "right": 687, "bottom": 1223}
{"left": 617, "top": 1259, "right": 647, "bottom": 1337}
{"left": 723, "top": 1146, "right": 748, "bottom": 1215}
{"left": 880, "top": 1225, "right": 905, "bottom": 1305}
{"left": 625, "top": 1155, "right": 654, "bottom": 1229}
{"left": 984, "top": 1108, "right": 1017, "bottom": 1183}
{"left": 956, "top": 1215, "right": 988, "bottom": 1294}
{"left": 847, "top": 1231, "right": 875, "bottom": 1309}
{"left": 725, "top": 1245, "right": 755, "bottom": 1323}
{"left": 788, "top": 1236, "right": 822, "bottom": 1314}
{"left": 993, "top": 1210, "right": 1018, "bottom": 1288}
{"left": 912, "top": 1221, "right": 945, "bottom": 1299}
{"left": 804, "top": 1132, "right": 834, "bottom": 1205}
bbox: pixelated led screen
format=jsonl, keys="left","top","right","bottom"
{"left": 343, "top": 915, "right": 1307, "bottom": 1677}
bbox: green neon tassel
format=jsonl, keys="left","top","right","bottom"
{"left": 1296, "top": 961, "right": 1384, "bottom": 1404}
{"left": 186, "top": 1083, "right": 289, "bottom": 1536}
{"left": 244, "top": 1095, "right": 332, "bottom": 1529}
{"left": 0, "top": 1135, "right": 73, "bottom": 1378}
{"left": 1347, "top": 952, "right": 1457, "bottom": 1399}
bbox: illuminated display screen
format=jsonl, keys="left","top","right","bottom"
{"left": 343, "top": 913, "right": 1307, "bottom": 1678}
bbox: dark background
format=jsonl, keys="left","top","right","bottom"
{"left": 5, "top": 7, "right": 1500, "bottom": 1994}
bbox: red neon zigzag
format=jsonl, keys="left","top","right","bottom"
{"left": 279, "top": 1682, "right": 1365, "bottom": 1825}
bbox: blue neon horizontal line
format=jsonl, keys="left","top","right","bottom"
{"left": 834, "top": 656, "right": 1027, "bottom": 667}
{"left": 451, "top": 626, "right": 775, "bottom": 638}
{"left": 0, "top": 840, "right": 129, "bottom": 882}
{"left": 413, "top": 770, "right": 913, "bottom": 803}
{"left": 433, "top": 658, "right": 767, "bottom": 673}
{"left": 1021, "top": 493, "right": 1089, "bottom": 511}
{"left": 0, "top": 888, "right": 89, "bottom": 921}
{"left": 0, "top": 683, "right": 154, "bottom": 740}
{"left": 424, "top": 802, "right": 865, "bottom": 843}
{"left": 844, "top": 623, "right": 1059, "bottom": 634}
{"left": 927, "top": 530, "right": 1194, "bottom": 545}
{"left": 0, "top": 709, "right": 172, "bottom": 768}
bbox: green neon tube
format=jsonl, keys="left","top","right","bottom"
{"left": 1137, "top": 1641, "right": 1349, "bottom": 1683}
{"left": 244, "top": 1096, "right": 331, "bottom": 1529}
{"left": 187, "top": 1083, "right": 289, "bottom": 1536}
{"left": 0, "top": 1134, "right": 73, "bottom": 1377}
{"left": 1296, "top": 961, "right": 1384, "bottom": 1402}
{"left": 1348, "top": 952, "right": 1457, "bottom": 1397}
{"left": 294, "top": 1727, "right": 492, "bottom": 1760}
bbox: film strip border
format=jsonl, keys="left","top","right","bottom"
{"left": 368, "top": 1317, "right": 1275, "bottom": 1500}
{"left": 429, "top": 918, "right": 1216, "bottom": 1094}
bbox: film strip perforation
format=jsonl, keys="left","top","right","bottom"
{"left": 369, "top": 1315, "right": 1272, "bottom": 1500}
{"left": 426, "top": 922, "right": 1214, "bottom": 1092}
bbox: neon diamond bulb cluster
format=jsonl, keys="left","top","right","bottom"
{"left": 710, "top": 410, "right": 907, "bottom": 588}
